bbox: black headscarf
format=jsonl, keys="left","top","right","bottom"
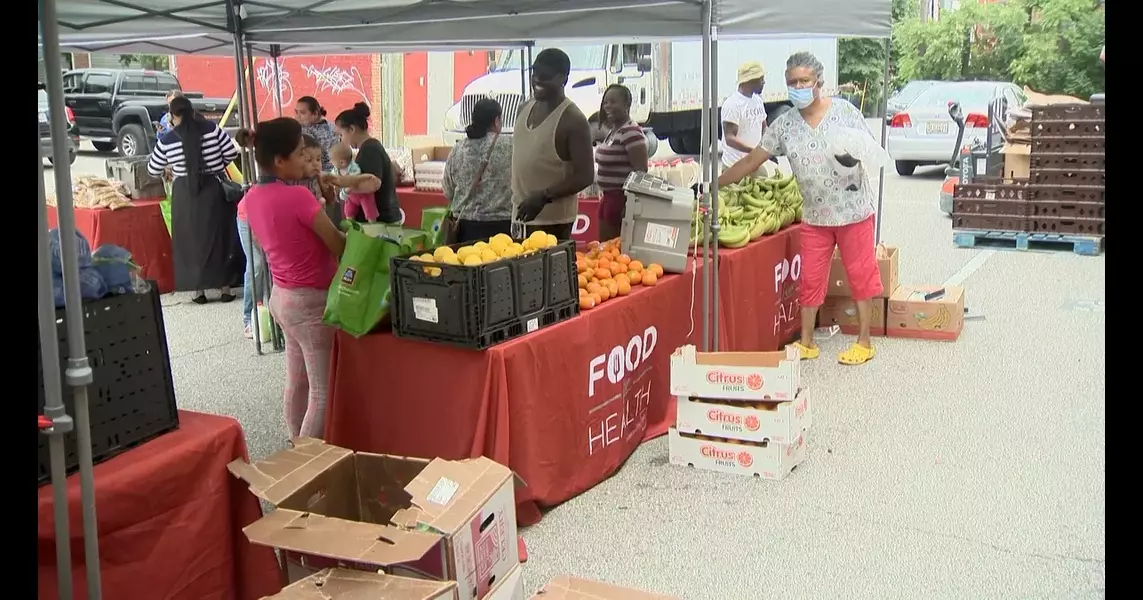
{"left": 170, "top": 96, "right": 215, "bottom": 194}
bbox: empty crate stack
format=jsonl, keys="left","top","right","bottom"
{"left": 1027, "top": 104, "right": 1105, "bottom": 238}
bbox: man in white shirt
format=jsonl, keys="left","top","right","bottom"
{"left": 721, "top": 61, "right": 769, "bottom": 175}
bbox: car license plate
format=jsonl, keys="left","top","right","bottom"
{"left": 926, "top": 122, "right": 949, "bottom": 135}
{"left": 39, "top": 112, "right": 48, "bottom": 124}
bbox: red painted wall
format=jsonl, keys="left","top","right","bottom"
{"left": 173, "top": 55, "right": 374, "bottom": 123}
{"left": 453, "top": 50, "right": 489, "bottom": 101}
{"left": 403, "top": 53, "right": 429, "bottom": 136}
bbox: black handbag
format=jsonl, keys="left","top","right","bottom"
{"left": 219, "top": 176, "right": 245, "bottom": 204}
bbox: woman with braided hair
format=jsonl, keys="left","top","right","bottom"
{"left": 594, "top": 83, "right": 648, "bottom": 241}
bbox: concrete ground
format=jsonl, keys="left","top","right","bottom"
{"left": 46, "top": 135, "right": 1104, "bottom": 599}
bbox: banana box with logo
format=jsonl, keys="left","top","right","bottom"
{"left": 887, "top": 285, "right": 965, "bottom": 341}
{"left": 668, "top": 428, "right": 808, "bottom": 480}
{"left": 674, "top": 390, "right": 810, "bottom": 445}
{"left": 669, "top": 345, "right": 800, "bottom": 402}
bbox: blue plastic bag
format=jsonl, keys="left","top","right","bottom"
{"left": 49, "top": 229, "right": 93, "bottom": 276}
{"left": 51, "top": 268, "right": 107, "bottom": 308}
{"left": 92, "top": 245, "right": 137, "bottom": 294}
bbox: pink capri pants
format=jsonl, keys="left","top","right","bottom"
{"left": 800, "top": 215, "right": 883, "bottom": 307}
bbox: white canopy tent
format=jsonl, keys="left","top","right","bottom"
{"left": 40, "top": 2, "right": 891, "bottom": 597}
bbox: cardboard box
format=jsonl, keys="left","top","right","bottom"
{"left": 530, "top": 576, "right": 679, "bottom": 599}
{"left": 669, "top": 345, "right": 800, "bottom": 402}
{"left": 263, "top": 568, "right": 456, "bottom": 600}
{"left": 826, "top": 245, "right": 899, "bottom": 299}
{"left": 1001, "top": 143, "right": 1031, "bottom": 181}
{"left": 818, "top": 297, "right": 887, "bottom": 336}
{"left": 229, "top": 439, "right": 522, "bottom": 600}
{"left": 412, "top": 146, "right": 452, "bottom": 167}
{"left": 887, "top": 285, "right": 965, "bottom": 341}
{"left": 675, "top": 390, "right": 810, "bottom": 445}
{"left": 485, "top": 564, "right": 525, "bottom": 600}
{"left": 668, "top": 428, "right": 807, "bottom": 480}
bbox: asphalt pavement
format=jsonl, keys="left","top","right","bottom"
{"left": 42, "top": 130, "right": 1105, "bottom": 599}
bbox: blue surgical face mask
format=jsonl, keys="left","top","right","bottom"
{"left": 788, "top": 86, "right": 815, "bottom": 109}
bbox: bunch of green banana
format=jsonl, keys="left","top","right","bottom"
{"left": 710, "top": 169, "right": 805, "bottom": 248}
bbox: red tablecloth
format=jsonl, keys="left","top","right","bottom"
{"left": 47, "top": 199, "right": 176, "bottom": 294}
{"left": 325, "top": 227, "right": 801, "bottom": 526}
{"left": 395, "top": 187, "right": 602, "bottom": 244}
{"left": 37, "top": 411, "right": 283, "bottom": 600}
{"left": 715, "top": 224, "right": 803, "bottom": 351}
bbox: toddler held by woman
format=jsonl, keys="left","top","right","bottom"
{"left": 326, "top": 143, "right": 382, "bottom": 223}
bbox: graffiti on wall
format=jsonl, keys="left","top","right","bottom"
{"left": 174, "top": 54, "right": 374, "bottom": 122}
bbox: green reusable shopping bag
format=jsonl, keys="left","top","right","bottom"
{"left": 159, "top": 181, "right": 173, "bottom": 236}
{"left": 322, "top": 220, "right": 414, "bottom": 337}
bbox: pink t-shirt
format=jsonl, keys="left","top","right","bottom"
{"left": 242, "top": 181, "right": 338, "bottom": 290}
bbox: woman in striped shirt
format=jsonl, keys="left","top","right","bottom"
{"left": 594, "top": 84, "right": 648, "bottom": 241}
{"left": 148, "top": 96, "right": 245, "bottom": 304}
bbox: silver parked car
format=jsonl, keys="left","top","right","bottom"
{"left": 887, "top": 81, "right": 1024, "bottom": 176}
{"left": 885, "top": 80, "right": 938, "bottom": 121}
{"left": 39, "top": 86, "right": 80, "bottom": 165}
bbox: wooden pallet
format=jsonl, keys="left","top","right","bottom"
{"left": 952, "top": 229, "right": 1103, "bottom": 256}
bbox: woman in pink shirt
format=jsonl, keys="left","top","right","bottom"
{"left": 239, "top": 118, "right": 346, "bottom": 438}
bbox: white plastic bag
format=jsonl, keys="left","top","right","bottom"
{"left": 826, "top": 126, "right": 892, "bottom": 173}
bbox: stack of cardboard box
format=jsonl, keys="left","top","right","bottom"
{"left": 667, "top": 345, "right": 809, "bottom": 480}
{"left": 230, "top": 439, "right": 527, "bottom": 600}
{"left": 818, "top": 245, "right": 899, "bottom": 338}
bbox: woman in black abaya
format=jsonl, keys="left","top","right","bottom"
{"left": 148, "top": 96, "right": 245, "bottom": 303}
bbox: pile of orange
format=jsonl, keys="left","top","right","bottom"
{"left": 576, "top": 238, "right": 665, "bottom": 310}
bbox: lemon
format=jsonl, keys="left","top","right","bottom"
{"left": 433, "top": 246, "right": 455, "bottom": 261}
{"left": 419, "top": 253, "right": 435, "bottom": 262}
{"left": 488, "top": 239, "right": 509, "bottom": 254}
{"left": 509, "top": 242, "right": 524, "bottom": 254}
{"left": 528, "top": 230, "right": 547, "bottom": 246}
{"left": 409, "top": 255, "right": 423, "bottom": 262}
{"left": 545, "top": 234, "right": 558, "bottom": 248}
{"left": 427, "top": 267, "right": 442, "bottom": 277}
{"left": 473, "top": 241, "right": 489, "bottom": 250}
{"left": 491, "top": 233, "right": 513, "bottom": 246}
{"left": 462, "top": 255, "right": 483, "bottom": 266}
{"left": 500, "top": 246, "right": 521, "bottom": 259}
{"left": 439, "top": 253, "right": 461, "bottom": 265}
{"left": 479, "top": 248, "right": 499, "bottom": 262}
{"left": 456, "top": 245, "right": 477, "bottom": 260}
{"left": 521, "top": 238, "right": 533, "bottom": 251}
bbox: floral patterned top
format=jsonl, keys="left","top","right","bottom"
{"left": 759, "top": 99, "right": 876, "bottom": 227}
{"left": 442, "top": 134, "right": 514, "bottom": 222}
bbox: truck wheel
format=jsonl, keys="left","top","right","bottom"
{"left": 668, "top": 135, "right": 688, "bottom": 155}
{"left": 682, "top": 131, "right": 702, "bottom": 156}
{"left": 895, "top": 160, "right": 917, "bottom": 176}
{"left": 643, "top": 130, "right": 659, "bottom": 158}
{"left": 92, "top": 141, "right": 116, "bottom": 153}
{"left": 117, "top": 124, "right": 149, "bottom": 157}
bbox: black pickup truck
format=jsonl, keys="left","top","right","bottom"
{"left": 62, "top": 68, "right": 238, "bottom": 158}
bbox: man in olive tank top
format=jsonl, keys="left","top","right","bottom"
{"left": 511, "top": 48, "right": 595, "bottom": 241}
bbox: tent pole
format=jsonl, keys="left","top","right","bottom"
{"left": 699, "top": 1, "right": 712, "bottom": 352}
{"left": 37, "top": 76, "right": 75, "bottom": 600}
{"left": 708, "top": 6, "right": 721, "bottom": 352}
{"left": 246, "top": 41, "right": 260, "bottom": 134}
{"left": 272, "top": 45, "right": 284, "bottom": 117}
{"left": 519, "top": 45, "right": 527, "bottom": 98}
{"left": 40, "top": 0, "right": 102, "bottom": 597}
{"left": 875, "top": 37, "right": 890, "bottom": 244}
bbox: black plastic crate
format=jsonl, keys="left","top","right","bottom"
{"left": 1030, "top": 120, "right": 1104, "bottom": 138}
{"left": 1031, "top": 104, "right": 1103, "bottom": 122}
{"left": 953, "top": 180, "right": 1029, "bottom": 202}
{"left": 951, "top": 214, "right": 1029, "bottom": 232}
{"left": 1026, "top": 185, "right": 1105, "bottom": 204}
{"left": 1029, "top": 169, "right": 1105, "bottom": 188}
{"left": 37, "top": 285, "right": 179, "bottom": 485}
{"left": 391, "top": 240, "right": 580, "bottom": 349}
{"left": 1029, "top": 153, "right": 1104, "bottom": 172}
{"left": 1031, "top": 136, "right": 1104, "bottom": 154}
{"left": 951, "top": 197, "right": 1029, "bottom": 217}
{"left": 1030, "top": 217, "right": 1105, "bottom": 236}
{"left": 1029, "top": 201, "right": 1104, "bottom": 220}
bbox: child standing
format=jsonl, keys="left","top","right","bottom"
{"left": 238, "top": 119, "right": 346, "bottom": 439}
{"left": 327, "top": 143, "right": 382, "bottom": 223}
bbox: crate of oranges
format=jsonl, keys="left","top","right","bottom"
{"left": 576, "top": 238, "right": 666, "bottom": 310}
{"left": 390, "top": 231, "right": 579, "bottom": 349}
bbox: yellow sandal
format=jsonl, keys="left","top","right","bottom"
{"left": 838, "top": 343, "right": 876, "bottom": 365}
{"left": 792, "top": 342, "right": 819, "bottom": 360}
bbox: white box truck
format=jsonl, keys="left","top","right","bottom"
{"left": 441, "top": 40, "right": 838, "bottom": 156}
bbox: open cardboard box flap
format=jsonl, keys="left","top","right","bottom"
{"left": 392, "top": 456, "right": 526, "bottom": 534}
{"left": 244, "top": 508, "right": 441, "bottom": 566}
{"left": 674, "top": 344, "right": 799, "bottom": 367}
{"left": 267, "top": 567, "right": 457, "bottom": 600}
{"left": 227, "top": 437, "right": 353, "bottom": 505}
{"left": 531, "top": 576, "right": 679, "bottom": 600}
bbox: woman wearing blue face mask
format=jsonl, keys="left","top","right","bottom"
{"left": 720, "top": 51, "right": 883, "bottom": 367}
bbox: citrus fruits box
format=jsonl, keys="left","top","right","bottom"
{"left": 668, "top": 428, "right": 808, "bottom": 481}
{"left": 530, "top": 575, "right": 679, "bottom": 599}
{"left": 264, "top": 568, "right": 456, "bottom": 600}
{"left": 669, "top": 344, "right": 801, "bottom": 402}
{"left": 228, "top": 439, "right": 524, "bottom": 600}
{"left": 887, "top": 284, "right": 965, "bottom": 341}
{"left": 675, "top": 389, "right": 810, "bottom": 445}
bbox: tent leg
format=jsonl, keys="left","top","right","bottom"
{"left": 519, "top": 45, "right": 527, "bottom": 97}
{"left": 230, "top": 28, "right": 265, "bottom": 355}
{"left": 37, "top": 90, "right": 74, "bottom": 600}
{"left": 40, "top": 1, "right": 102, "bottom": 598}
{"left": 272, "top": 45, "right": 284, "bottom": 117}
{"left": 699, "top": 1, "right": 712, "bottom": 352}
{"left": 709, "top": 13, "right": 722, "bottom": 352}
{"left": 875, "top": 37, "right": 890, "bottom": 244}
{"left": 245, "top": 42, "right": 260, "bottom": 135}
